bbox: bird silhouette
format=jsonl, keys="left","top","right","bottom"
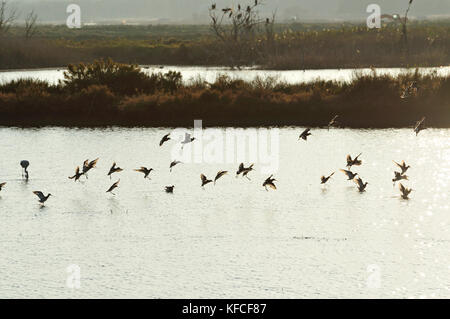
{"left": 392, "top": 171, "right": 408, "bottom": 184}
{"left": 321, "top": 172, "right": 335, "bottom": 184}
{"left": 299, "top": 128, "right": 312, "bottom": 141}
{"left": 106, "top": 180, "right": 120, "bottom": 195}
{"left": 346, "top": 153, "right": 362, "bottom": 168}
{"left": 170, "top": 160, "right": 181, "bottom": 172}
{"left": 134, "top": 167, "right": 153, "bottom": 179}
{"left": 214, "top": 171, "right": 228, "bottom": 184}
{"left": 414, "top": 117, "right": 426, "bottom": 136}
{"left": 201, "top": 174, "right": 213, "bottom": 187}
{"left": 0, "top": 182, "right": 6, "bottom": 192}
{"left": 69, "top": 166, "right": 83, "bottom": 182}
{"left": 263, "top": 175, "right": 277, "bottom": 191}
{"left": 20, "top": 160, "right": 30, "bottom": 180}
{"left": 236, "top": 163, "right": 254, "bottom": 180}
{"left": 399, "top": 183, "right": 412, "bottom": 199}
{"left": 165, "top": 185, "right": 175, "bottom": 193}
{"left": 393, "top": 160, "right": 410, "bottom": 175}
{"left": 33, "top": 191, "right": 52, "bottom": 205}
{"left": 354, "top": 177, "right": 368, "bottom": 192}
{"left": 340, "top": 169, "right": 358, "bottom": 180}
{"left": 82, "top": 158, "right": 99, "bottom": 179}
{"left": 107, "top": 162, "right": 123, "bottom": 179}
{"left": 160, "top": 133, "right": 171, "bottom": 146}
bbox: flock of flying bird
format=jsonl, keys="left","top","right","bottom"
{"left": 0, "top": 114, "right": 427, "bottom": 206}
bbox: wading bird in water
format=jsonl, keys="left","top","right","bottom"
{"left": 236, "top": 163, "right": 254, "bottom": 180}
{"left": 170, "top": 160, "right": 181, "bottom": 172}
{"left": 393, "top": 160, "right": 410, "bottom": 175}
{"left": 108, "top": 162, "right": 123, "bottom": 179}
{"left": 0, "top": 182, "right": 6, "bottom": 192}
{"left": 299, "top": 128, "right": 312, "bottom": 141}
{"left": 82, "top": 158, "right": 99, "bottom": 179}
{"left": 200, "top": 174, "right": 213, "bottom": 187}
{"left": 346, "top": 153, "right": 362, "bottom": 169}
{"left": 321, "top": 172, "right": 335, "bottom": 184}
{"left": 106, "top": 180, "right": 120, "bottom": 195}
{"left": 263, "top": 175, "right": 277, "bottom": 191}
{"left": 392, "top": 171, "right": 408, "bottom": 184}
{"left": 69, "top": 166, "right": 83, "bottom": 182}
{"left": 20, "top": 160, "right": 30, "bottom": 180}
{"left": 160, "top": 133, "right": 171, "bottom": 146}
{"left": 354, "top": 177, "right": 368, "bottom": 192}
{"left": 165, "top": 185, "right": 175, "bottom": 193}
{"left": 134, "top": 167, "right": 153, "bottom": 179}
{"left": 414, "top": 117, "right": 426, "bottom": 136}
{"left": 399, "top": 183, "right": 413, "bottom": 200}
{"left": 340, "top": 169, "right": 358, "bottom": 181}
{"left": 214, "top": 171, "right": 228, "bottom": 185}
{"left": 33, "top": 191, "right": 52, "bottom": 206}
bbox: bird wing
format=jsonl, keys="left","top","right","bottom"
{"left": 238, "top": 163, "right": 244, "bottom": 171}
{"left": 269, "top": 183, "right": 277, "bottom": 190}
{"left": 201, "top": 174, "right": 207, "bottom": 182}
{"left": 355, "top": 153, "right": 362, "bottom": 160}
{"left": 393, "top": 160, "right": 402, "bottom": 169}
{"left": 346, "top": 155, "right": 352, "bottom": 163}
{"left": 340, "top": 169, "right": 352, "bottom": 178}
{"left": 89, "top": 158, "right": 99, "bottom": 168}
{"left": 328, "top": 172, "right": 335, "bottom": 178}
{"left": 0, "top": 182, "right": 6, "bottom": 188}
{"left": 33, "top": 191, "right": 45, "bottom": 200}
{"left": 399, "top": 183, "right": 406, "bottom": 193}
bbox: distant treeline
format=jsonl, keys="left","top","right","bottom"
{"left": 0, "top": 21, "right": 450, "bottom": 70}
{"left": 0, "top": 59, "right": 449, "bottom": 128}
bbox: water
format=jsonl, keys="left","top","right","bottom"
{"left": 0, "top": 127, "right": 449, "bottom": 298}
{"left": 1, "top": 65, "right": 450, "bottom": 85}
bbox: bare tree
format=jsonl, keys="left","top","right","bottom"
{"left": 0, "top": 0, "right": 17, "bottom": 35}
{"left": 25, "top": 10, "right": 38, "bottom": 39}
{"left": 209, "top": 1, "right": 275, "bottom": 68}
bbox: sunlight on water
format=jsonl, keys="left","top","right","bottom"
{"left": 0, "top": 127, "right": 448, "bottom": 298}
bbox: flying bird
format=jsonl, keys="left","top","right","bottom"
{"left": 340, "top": 169, "right": 358, "bottom": 180}
{"left": 321, "top": 172, "right": 335, "bottom": 184}
{"left": 346, "top": 153, "right": 362, "bottom": 168}
{"left": 170, "top": 160, "right": 181, "bottom": 172}
{"left": 200, "top": 174, "right": 213, "bottom": 187}
{"left": 414, "top": 117, "right": 426, "bottom": 136}
{"left": 392, "top": 171, "right": 408, "bottom": 184}
{"left": 82, "top": 158, "right": 99, "bottom": 178}
{"left": 214, "top": 171, "right": 228, "bottom": 184}
{"left": 107, "top": 162, "right": 123, "bottom": 179}
{"left": 354, "top": 177, "right": 368, "bottom": 192}
{"left": 165, "top": 185, "right": 175, "bottom": 193}
{"left": 69, "top": 166, "right": 83, "bottom": 182}
{"left": 33, "top": 191, "right": 52, "bottom": 206}
{"left": 181, "top": 133, "right": 196, "bottom": 149}
{"left": 0, "top": 182, "right": 6, "bottom": 192}
{"left": 160, "top": 133, "right": 171, "bottom": 146}
{"left": 106, "top": 180, "right": 120, "bottom": 195}
{"left": 134, "top": 167, "right": 153, "bottom": 179}
{"left": 263, "top": 175, "right": 277, "bottom": 191}
{"left": 399, "top": 183, "right": 412, "bottom": 199}
{"left": 20, "top": 160, "right": 30, "bottom": 180}
{"left": 393, "top": 160, "right": 410, "bottom": 175}
{"left": 299, "top": 128, "right": 312, "bottom": 141}
{"left": 236, "top": 163, "right": 254, "bottom": 180}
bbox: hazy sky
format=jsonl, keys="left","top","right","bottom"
{"left": 9, "top": 0, "right": 450, "bottom": 23}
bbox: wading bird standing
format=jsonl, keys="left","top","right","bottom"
{"left": 134, "top": 167, "right": 153, "bottom": 179}
{"left": 236, "top": 163, "right": 254, "bottom": 180}
{"left": 299, "top": 128, "right": 312, "bottom": 141}
{"left": 160, "top": 133, "right": 171, "bottom": 146}
{"left": 214, "top": 171, "right": 228, "bottom": 185}
{"left": 181, "top": 133, "right": 196, "bottom": 149}
{"left": 20, "top": 160, "right": 30, "bottom": 180}
{"left": 321, "top": 172, "right": 335, "bottom": 184}
{"left": 33, "top": 191, "right": 52, "bottom": 206}
{"left": 354, "top": 177, "right": 368, "bottom": 192}
{"left": 393, "top": 160, "right": 410, "bottom": 175}
{"left": 346, "top": 153, "right": 362, "bottom": 169}
{"left": 399, "top": 183, "right": 413, "bottom": 199}
{"left": 170, "top": 160, "right": 181, "bottom": 172}
{"left": 263, "top": 175, "right": 277, "bottom": 191}
{"left": 82, "top": 158, "right": 99, "bottom": 178}
{"left": 392, "top": 171, "right": 408, "bottom": 184}
{"left": 200, "top": 174, "right": 213, "bottom": 187}
{"left": 106, "top": 180, "right": 120, "bottom": 195}
{"left": 0, "top": 182, "right": 6, "bottom": 192}
{"left": 414, "top": 117, "right": 426, "bottom": 136}
{"left": 340, "top": 169, "right": 358, "bottom": 181}
{"left": 107, "top": 162, "right": 123, "bottom": 179}
{"left": 165, "top": 185, "right": 175, "bottom": 193}
{"left": 69, "top": 166, "right": 83, "bottom": 182}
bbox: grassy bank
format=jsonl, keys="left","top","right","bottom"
{"left": 1, "top": 21, "right": 450, "bottom": 70}
{"left": 0, "top": 60, "right": 449, "bottom": 128}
